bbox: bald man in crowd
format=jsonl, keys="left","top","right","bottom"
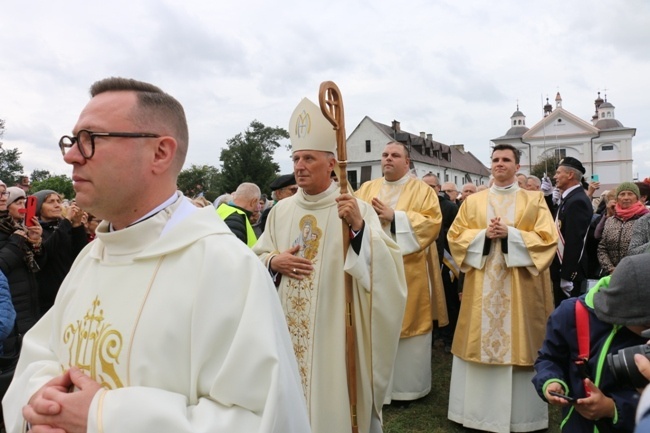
{"left": 460, "top": 183, "right": 477, "bottom": 203}
{"left": 217, "top": 182, "right": 261, "bottom": 247}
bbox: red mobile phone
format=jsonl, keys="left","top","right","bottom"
{"left": 24, "top": 195, "right": 37, "bottom": 227}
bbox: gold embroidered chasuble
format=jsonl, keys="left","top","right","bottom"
{"left": 254, "top": 182, "right": 407, "bottom": 433}
{"left": 356, "top": 175, "right": 448, "bottom": 337}
{"left": 4, "top": 196, "right": 312, "bottom": 433}
{"left": 448, "top": 186, "right": 557, "bottom": 366}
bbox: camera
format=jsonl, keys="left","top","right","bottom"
{"left": 607, "top": 344, "right": 650, "bottom": 389}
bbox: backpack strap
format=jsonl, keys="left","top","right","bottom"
{"left": 575, "top": 300, "right": 591, "bottom": 395}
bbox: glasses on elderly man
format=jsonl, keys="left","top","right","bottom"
{"left": 59, "top": 129, "right": 160, "bottom": 160}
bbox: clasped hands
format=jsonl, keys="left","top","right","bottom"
{"left": 23, "top": 367, "right": 102, "bottom": 433}
{"left": 486, "top": 217, "right": 508, "bottom": 239}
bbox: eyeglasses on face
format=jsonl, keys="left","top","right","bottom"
{"left": 59, "top": 129, "right": 160, "bottom": 160}
{"left": 0, "top": 192, "right": 8, "bottom": 197}
{"left": 442, "top": 189, "right": 457, "bottom": 194}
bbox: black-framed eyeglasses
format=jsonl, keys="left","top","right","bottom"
{"left": 442, "top": 189, "right": 457, "bottom": 194}
{"left": 59, "top": 129, "right": 160, "bottom": 160}
{"left": 0, "top": 192, "right": 8, "bottom": 197}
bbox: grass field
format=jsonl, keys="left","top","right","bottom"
{"left": 382, "top": 344, "right": 562, "bottom": 433}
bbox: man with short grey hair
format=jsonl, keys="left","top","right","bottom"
{"left": 217, "top": 182, "right": 261, "bottom": 247}
{"left": 255, "top": 97, "right": 406, "bottom": 433}
{"left": 526, "top": 175, "right": 542, "bottom": 191}
{"left": 460, "top": 183, "right": 477, "bottom": 202}
{"left": 550, "top": 157, "right": 592, "bottom": 306}
{"left": 441, "top": 182, "right": 459, "bottom": 204}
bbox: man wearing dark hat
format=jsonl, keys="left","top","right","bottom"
{"left": 258, "top": 174, "right": 297, "bottom": 234}
{"left": 551, "top": 156, "right": 593, "bottom": 306}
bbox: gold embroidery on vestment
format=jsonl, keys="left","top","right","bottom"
{"left": 286, "top": 214, "right": 322, "bottom": 401}
{"left": 63, "top": 296, "right": 123, "bottom": 389}
{"left": 481, "top": 192, "right": 515, "bottom": 363}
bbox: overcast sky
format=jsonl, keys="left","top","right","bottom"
{"left": 1, "top": 0, "right": 649, "bottom": 183}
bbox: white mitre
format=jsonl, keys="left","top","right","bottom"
{"left": 289, "top": 98, "right": 337, "bottom": 154}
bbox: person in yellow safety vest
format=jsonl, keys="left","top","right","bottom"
{"left": 217, "top": 182, "right": 260, "bottom": 247}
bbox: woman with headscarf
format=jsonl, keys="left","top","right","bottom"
{"left": 33, "top": 189, "right": 87, "bottom": 315}
{"left": 597, "top": 182, "right": 649, "bottom": 275}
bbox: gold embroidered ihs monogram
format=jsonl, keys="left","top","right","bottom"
{"left": 63, "top": 296, "right": 124, "bottom": 389}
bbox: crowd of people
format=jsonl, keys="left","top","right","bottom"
{"left": 1, "top": 76, "right": 649, "bottom": 433}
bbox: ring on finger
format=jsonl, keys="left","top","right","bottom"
{"left": 293, "top": 268, "right": 297, "bottom": 274}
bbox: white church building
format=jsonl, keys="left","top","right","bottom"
{"left": 491, "top": 92, "right": 636, "bottom": 191}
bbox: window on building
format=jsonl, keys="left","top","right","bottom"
{"left": 454, "top": 175, "right": 458, "bottom": 185}
{"left": 360, "top": 166, "right": 372, "bottom": 186}
{"left": 348, "top": 170, "right": 358, "bottom": 190}
{"left": 445, "top": 173, "right": 449, "bottom": 182}
{"left": 602, "top": 145, "right": 614, "bottom": 151}
{"left": 554, "top": 148, "right": 567, "bottom": 159}
{"left": 365, "top": 140, "right": 371, "bottom": 153}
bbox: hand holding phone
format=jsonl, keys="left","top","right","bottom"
{"left": 549, "top": 391, "right": 576, "bottom": 403}
{"left": 24, "top": 196, "right": 37, "bottom": 227}
{"left": 591, "top": 174, "right": 599, "bottom": 182}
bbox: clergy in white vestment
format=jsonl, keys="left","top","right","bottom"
{"left": 254, "top": 98, "right": 407, "bottom": 433}
{"left": 3, "top": 77, "right": 310, "bottom": 433}
{"left": 447, "top": 144, "right": 558, "bottom": 433}
{"left": 356, "top": 141, "right": 447, "bottom": 401}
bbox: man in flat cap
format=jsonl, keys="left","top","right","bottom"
{"left": 259, "top": 174, "right": 297, "bottom": 234}
{"left": 254, "top": 98, "right": 406, "bottom": 433}
{"left": 551, "top": 156, "right": 593, "bottom": 306}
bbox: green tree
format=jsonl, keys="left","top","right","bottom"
{"left": 219, "top": 120, "right": 289, "bottom": 194}
{"left": 0, "top": 147, "right": 25, "bottom": 186}
{"left": 0, "top": 119, "right": 27, "bottom": 185}
{"left": 177, "top": 164, "right": 221, "bottom": 202}
{"left": 31, "top": 174, "right": 75, "bottom": 200}
{"left": 31, "top": 169, "right": 52, "bottom": 183}
{"left": 530, "top": 153, "right": 561, "bottom": 182}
